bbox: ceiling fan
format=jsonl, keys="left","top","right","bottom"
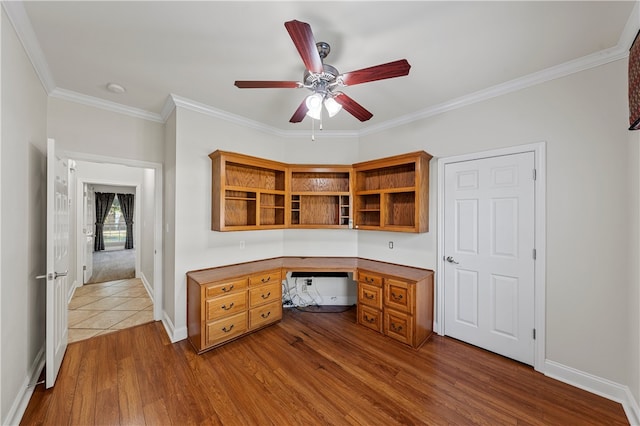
{"left": 234, "top": 20, "right": 411, "bottom": 123}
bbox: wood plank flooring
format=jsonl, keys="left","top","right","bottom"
{"left": 21, "top": 306, "right": 628, "bottom": 425}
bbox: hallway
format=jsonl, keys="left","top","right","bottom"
{"left": 68, "top": 278, "right": 153, "bottom": 343}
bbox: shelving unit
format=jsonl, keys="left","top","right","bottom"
{"left": 210, "top": 150, "right": 431, "bottom": 233}
{"left": 210, "top": 151, "right": 288, "bottom": 231}
{"left": 353, "top": 151, "right": 432, "bottom": 233}
{"left": 288, "top": 166, "right": 352, "bottom": 228}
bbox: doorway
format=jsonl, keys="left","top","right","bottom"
{"left": 437, "top": 143, "right": 546, "bottom": 371}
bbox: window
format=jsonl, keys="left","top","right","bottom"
{"left": 103, "top": 197, "right": 127, "bottom": 249}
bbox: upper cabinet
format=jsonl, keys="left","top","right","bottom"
{"left": 353, "top": 151, "right": 432, "bottom": 233}
{"left": 288, "top": 165, "right": 352, "bottom": 229}
{"left": 210, "top": 151, "right": 287, "bottom": 231}
{"left": 210, "top": 150, "right": 431, "bottom": 233}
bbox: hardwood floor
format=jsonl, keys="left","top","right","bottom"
{"left": 21, "top": 306, "right": 628, "bottom": 425}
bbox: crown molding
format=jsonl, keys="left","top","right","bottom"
{"left": 6, "top": 0, "right": 638, "bottom": 137}
{"left": 168, "top": 94, "right": 359, "bottom": 139}
{"left": 2, "top": 0, "right": 56, "bottom": 93}
{"left": 50, "top": 88, "right": 164, "bottom": 123}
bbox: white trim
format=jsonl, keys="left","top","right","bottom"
{"left": 50, "top": 88, "right": 164, "bottom": 123}
{"left": 3, "top": 345, "right": 45, "bottom": 426}
{"left": 436, "top": 142, "right": 546, "bottom": 372}
{"left": 1, "top": 1, "right": 55, "bottom": 93}
{"left": 162, "top": 311, "right": 188, "bottom": 343}
{"left": 65, "top": 151, "right": 164, "bottom": 323}
{"left": 545, "top": 360, "right": 640, "bottom": 426}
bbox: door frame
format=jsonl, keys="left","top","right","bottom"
{"left": 436, "top": 142, "right": 546, "bottom": 372}
{"left": 63, "top": 149, "right": 164, "bottom": 322}
{"left": 75, "top": 179, "right": 141, "bottom": 285}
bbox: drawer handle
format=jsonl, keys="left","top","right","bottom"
{"left": 365, "top": 277, "right": 375, "bottom": 283}
{"left": 390, "top": 323, "right": 403, "bottom": 332}
{"left": 221, "top": 284, "right": 234, "bottom": 292}
{"left": 364, "top": 293, "right": 374, "bottom": 299}
{"left": 261, "top": 276, "right": 271, "bottom": 283}
{"left": 222, "top": 325, "right": 234, "bottom": 333}
{"left": 261, "top": 311, "right": 271, "bottom": 319}
{"left": 364, "top": 315, "right": 375, "bottom": 323}
{"left": 261, "top": 291, "right": 271, "bottom": 299}
{"left": 221, "top": 302, "right": 234, "bottom": 311}
{"left": 391, "top": 292, "right": 404, "bottom": 301}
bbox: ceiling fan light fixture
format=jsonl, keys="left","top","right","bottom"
{"left": 324, "top": 97, "right": 342, "bottom": 117}
{"left": 305, "top": 93, "right": 323, "bottom": 120}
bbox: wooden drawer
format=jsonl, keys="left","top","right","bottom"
{"left": 384, "top": 278, "right": 414, "bottom": 314}
{"left": 206, "top": 311, "right": 247, "bottom": 346}
{"left": 205, "top": 291, "right": 247, "bottom": 321}
{"left": 249, "top": 281, "right": 281, "bottom": 308}
{"left": 384, "top": 309, "right": 413, "bottom": 346}
{"left": 205, "top": 278, "right": 247, "bottom": 298}
{"left": 358, "top": 282, "right": 382, "bottom": 310}
{"left": 357, "top": 270, "right": 382, "bottom": 287}
{"left": 249, "top": 300, "right": 282, "bottom": 330}
{"left": 249, "top": 269, "right": 282, "bottom": 287}
{"left": 358, "top": 304, "right": 382, "bottom": 333}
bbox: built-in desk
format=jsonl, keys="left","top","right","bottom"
{"left": 187, "top": 257, "right": 434, "bottom": 353}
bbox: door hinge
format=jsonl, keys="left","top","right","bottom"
{"left": 533, "top": 329, "right": 536, "bottom": 340}
{"left": 83, "top": 265, "right": 87, "bottom": 271}
{"left": 533, "top": 169, "right": 537, "bottom": 180}
{"left": 532, "top": 248, "right": 537, "bottom": 260}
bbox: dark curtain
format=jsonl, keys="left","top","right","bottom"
{"left": 118, "top": 193, "right": 135, "bottom": 250}
{"left": 94, "top": 192, "right": 115, "bottom": 251}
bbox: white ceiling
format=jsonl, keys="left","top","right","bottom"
{"left": 5, "top": 1, "right": 638, "bottom": 134}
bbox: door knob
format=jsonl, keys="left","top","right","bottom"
{"left": 445, "top": 256, "right": 459, "bottom": 264}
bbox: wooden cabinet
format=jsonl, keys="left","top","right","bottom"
{"left": 356, "top": 266, "right": 433, "bottom": 348}
{"left": 210, "top": 150, "right": 431, "bottom": 233}
{"left": 187, "top": 265, "right": 283, "bottom": 354}
{"left": 210, "top": 150, "right": 287, "bottom": 231}
{"left": 353, "top": 151, "right": 432, "bottom": 233}
{"left": 288, "top": 165, "right": 352, "bottom": 228}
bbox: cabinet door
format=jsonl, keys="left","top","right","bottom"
{"left": 206, "top": 312, "right": 248, "bottom": 346}
{"left": 249, "top": 281, "right": 281, "bottom": 308}
{"left": 358, "top": 282, "right": 382, "bottom": 310}
{"left": 205, "top": 292, "right": 247, "bottom": 321}
{"left": 357, "top": 270, "right": 382, "bottom": 287}
{"left": 384, "top": 309, "right": 413, "bottom": 346}
{"left": 249, "top": 269, "right": 282, "bottom": 286}
{"left": 205, "top": 278, "right": 247, "bottom": 298}
{"left": 249, "top": 300, "right": 282, "bottom": 330}
{"left": 358, "top": 304, "right": 383, "bottom": 332}
{"left": 384, "top": 278, "right": 414, "bottom": 314}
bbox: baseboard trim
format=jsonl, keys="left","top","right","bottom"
{"left": 161, "top": 311, "right": 188, "bottom": 343}
{"left": 4, "top": 344, "right": 45, "bottom": 426}
{"left": 139, "top": 272, "right": 153, "bottom": 301}
{"left": 544, "top": 360, "right": 640, "bottom": 425}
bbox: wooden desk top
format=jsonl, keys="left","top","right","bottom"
{"left": 187, "top": 257, "right": 433, "bottom": 284}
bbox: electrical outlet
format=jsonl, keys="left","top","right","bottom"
{"left": 239, "top": 241, "right": 245, "bottom": 249}
{"left": 389, "top": 241, "right": 394, "bottom": 249}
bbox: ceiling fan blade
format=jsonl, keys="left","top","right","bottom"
{"left": 234, "top": 81, "right": 300, "bottom": 89}
{"left": 340, "top": 59, "right": 411, "bottom": 86}
{"left": 289, "top": 99, "right": 309, "bottom": 123}
{"left": 284, "top": 20, "right": 323, "bottom": 74}
{"left": 333, "top": 93, "right": 373, "bottom": 122}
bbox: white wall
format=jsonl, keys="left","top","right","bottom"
{"left": 0, "top": 9, "right": 48, "bottom": 424}
{"left": 630, "top": 129, "right": 640, "bottom": 406}
{"left": 362, "top": 60, "right": 631, "bottom": 386}
{"left": 47, "top": 98, "right": 165, "bottom": 164}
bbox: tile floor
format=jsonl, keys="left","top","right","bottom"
{"left": 68, "top": 278, "right": 154, "bottom": 343}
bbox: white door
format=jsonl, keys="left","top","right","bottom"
{"left": 46, "top": 138, "right": 69, "bottom": 388}
{"left": 443, "top": 152, "right": 535, "bottom": 365}
{"left": 83, "top": 183, "right": 94, "bottom": 283}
